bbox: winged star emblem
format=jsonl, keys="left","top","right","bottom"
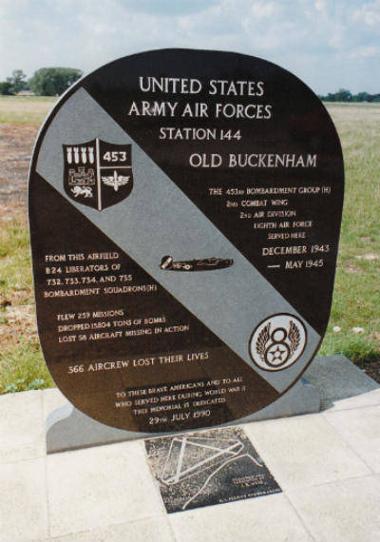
{"left": 101, "top": 171, "right": 130, "bottom": 191}
{"left": 63, "top": 139, "right": 133, "bottom": 210}
{"left": 255, "top": 319, "right": 301, "bottom": 368}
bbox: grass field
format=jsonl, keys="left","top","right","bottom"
{"left": 0, "top": 96, "right": 379, "bottom": 392}
{"left": 0, "top": 95, "right": 56, "bottom": 125}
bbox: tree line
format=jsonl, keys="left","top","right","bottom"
{"left": 1, "top": 70, "right": 379, "bottom": 102}
{"left": 0, "top": 68, "right": 83, "bottom": 96}
{"left": 319, "top": 88, "right": 380, "bottom": 102}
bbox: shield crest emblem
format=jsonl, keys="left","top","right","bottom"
{"left": 63, "top": 139, "right": 133, "bottom": 210}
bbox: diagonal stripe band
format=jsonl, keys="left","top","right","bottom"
{"left": 36, "top": 87, "right": 320, "bottom": 393}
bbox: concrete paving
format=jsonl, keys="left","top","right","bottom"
{"left": 0, "top": 356, "right": 379, "bottom": 542}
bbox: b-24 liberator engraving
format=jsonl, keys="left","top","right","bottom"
{"left": 160, "top": 255, "right": 234, "bottom": 272}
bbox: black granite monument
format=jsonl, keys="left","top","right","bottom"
{"left": 29, "top": 49, "right": 344, "bottom": 438}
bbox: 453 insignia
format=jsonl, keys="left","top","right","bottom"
{"left": 63, "top": 139, "right": 133, "bottom": 211}
{"left": 249, "top": 314, "right": 307, "bottom": 371}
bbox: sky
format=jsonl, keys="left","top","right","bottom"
{"left": 0, "top": 0, "right": 379, "bottom": 94}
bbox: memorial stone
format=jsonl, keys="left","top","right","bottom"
{"left": 29, "top": 49, "right": 344, "bottom": 436}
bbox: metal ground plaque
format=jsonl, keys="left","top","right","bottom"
{"left": 145, "top": 427, "right": 281, "bottom": 513}
{"left": 29, "top": 49, "right": 344, "bottom": 433}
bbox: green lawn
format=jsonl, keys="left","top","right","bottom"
{"left": 318, "top": 104, "right": 380, "bottom": 361}
{"left": 0, "top": 99, "right": 379, "bottom": 392}
{"left": 0, "top": 212, "right": 54, "bottom": 391}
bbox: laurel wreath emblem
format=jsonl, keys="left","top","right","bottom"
{"left": 256, "top": 323, "right": 271, "bottom": 362}
{"left": 288, "top": 320, "right": 301, "bottom": 355}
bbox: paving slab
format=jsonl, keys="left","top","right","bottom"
{"left": 0, "top": 390, "right": 44, "bottom": 464}
{"left": 323, "top": 388, "right": 380, "bottom": 411}
{"left": 244, "top": 414, "right": 370, "bottom": 491}
{"left": 169, "top": 493, "right": 313, "bottom": 542}
{"left": 47, "top": 441, "right": 165, "bottom": 538}
{"left": 288, "top": 475, "right": 380, "bottom": 542}
{"left": 324, "top": 405, "right": 380, "bottom": 473}
{"left": 0, "top": 457, "right": 48, "bottom": 542}
{"left": 42, "top": 388, "right": 67, "bottom": 419}
{"left": 47, "top": 517, "right": 175, "bottom": 542}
